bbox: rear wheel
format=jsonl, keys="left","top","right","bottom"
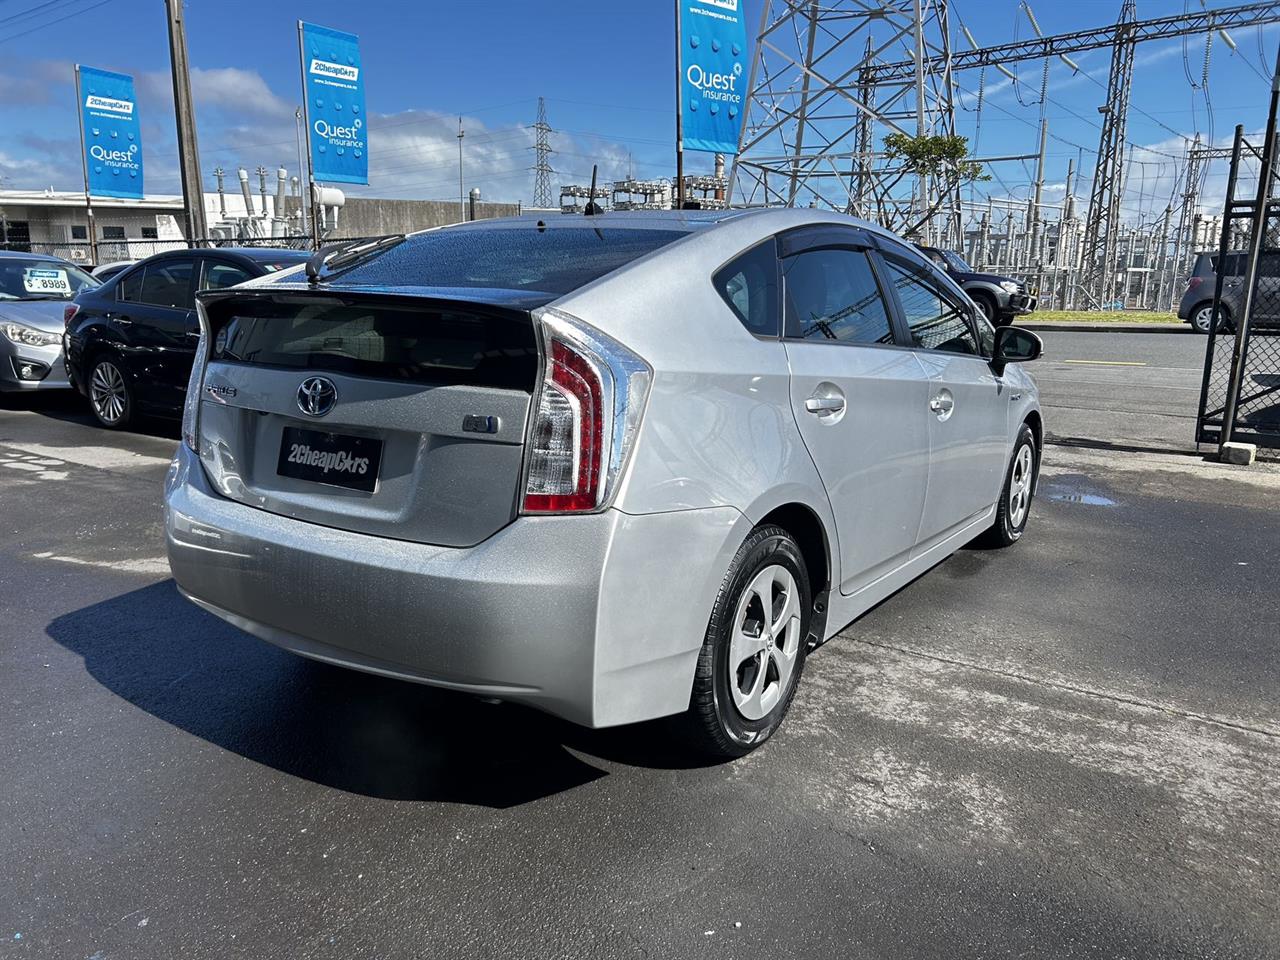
{"left": 1190, "top": 302, "right": 1228, "bottom": 334}
{"left": 978, "top": 423, "right": 1038, "bottom": 548}
{"left": 88, "top": 356, "right": 133, "bottom": 429}
{"left": 681, "top": 525, "right": 811, "bottom": 759}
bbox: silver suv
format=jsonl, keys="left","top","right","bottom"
{"left": 165, "top": 209, "right": 1043, "bottom": 757}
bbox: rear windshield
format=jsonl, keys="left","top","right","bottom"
{"left": 207, "top": 296, "right": 538, "bottom": 390}
{"left": 327, "top": 226, "right": 689, "bottom": 295}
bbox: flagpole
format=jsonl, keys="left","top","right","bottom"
{"left": 73, "top": 66, "right": 99, "bottom": 266}
{"left": 297, "top": 22, "right": 322, "bottom": 249}
{"left": 675, "top": 0, "right": 685, "bottom": 209}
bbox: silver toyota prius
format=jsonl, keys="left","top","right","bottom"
{"left": 164, "top": 209, "right": 1043, "bottom": 758}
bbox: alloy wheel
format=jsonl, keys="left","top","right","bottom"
{"left": 1009, "top": 443, "right": 1034, "bottom": 529}
{"left": 728, "top": 564, "right": 803, "bottom": 721}
{"left": 1192, "top": 305, "right": 1216, "bottom": 334}
{"left": 90, "top": 361, "right": 127, "bottom": 425}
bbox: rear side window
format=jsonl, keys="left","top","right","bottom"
{"left": 202, "top": 261, "right": 254, "bottom": 291}
{"left": 137, "top": 259, "right": 195, "bottom": 309}
{"left": 782, "top": 248, "right": 894, "bottom": 345}
{"left": 328, "top": 226, "right": 690, "bottom": 296}
{"left": 713, "top": 239, "right": 779, "bottom": 336}
{"left": 206, "top": 296, "right": 538, "bottom": 390}
{"left": 117, "top": 268, "right": 143, "bottom": 302}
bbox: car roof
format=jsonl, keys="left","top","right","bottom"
{"left": 208, "top": 247, "right": 311, "bottom": 262}
{"left": 0, "top": 250, "right": 73, "bottom": 264}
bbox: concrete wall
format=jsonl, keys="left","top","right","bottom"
{"left": 310, "top": 197, "right": 523, "bottom": 238}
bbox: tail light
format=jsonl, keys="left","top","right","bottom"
{"left": 63, "top": 304, "right": 80, "bottom": 326}
{"left": 181, "top": 301, "right": 211, "bottom": 453}
{"left": 1188, "top": 276, "right": 1203, "bottom": 291}
{"left": 521, "top": 310, "right": 651, "bottom": 515}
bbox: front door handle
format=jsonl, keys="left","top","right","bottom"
{"left": 805, "top": 395, "right": 845, "bottom": 415}
{"left": 929, "top": 393, "right": 955, "bottom": 417}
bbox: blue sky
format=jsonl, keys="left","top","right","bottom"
{"left": 0, "top": 0, "right": 1277, "bottom": 221}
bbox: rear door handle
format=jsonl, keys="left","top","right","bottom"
{"left": 804, "top": 395, "right": 845, "bottom": 415}
{"left": 929, "top": 393, "right": 955, "bottom": 415}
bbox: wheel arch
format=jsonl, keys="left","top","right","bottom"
{"left": 756, "top": 501, "right": 831, "bottom": 601}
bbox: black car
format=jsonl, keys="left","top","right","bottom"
{"left": 915, "top": 245, "right": 1037, "bottom": 326}
{"left": 66, "top": 247, "right": 310, "bottom": 428}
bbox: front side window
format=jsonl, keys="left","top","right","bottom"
{"left": 883, "top": 259, "right": 979, "bottom": 356}
{"left": 713, "top": 239, "right": 779, "bottom": 336}
{"left": 137, "top": 259, "right": 195, "bottom": 309}
{"left": 783, "top": 247, "right": 894, "bottom": 345}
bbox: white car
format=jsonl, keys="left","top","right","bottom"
{"left": 165, "top": 209, "right": 1043, "bottom": 758}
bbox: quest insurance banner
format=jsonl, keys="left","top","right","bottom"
{"left": 679, "top": 0, "right": 749, "bottom": 155}
{"left": 300, "top": 22, "right": 369, "bottom": 184}
{"left": 77, "top": 66, "right": 144, "bottom": 199}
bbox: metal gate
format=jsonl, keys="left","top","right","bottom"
{"left": 1196, "top": 125, "right": 1280, "bottom": 450}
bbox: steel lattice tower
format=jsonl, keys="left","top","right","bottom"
{"left": 1080, "top": 0, "right": 1137, "bottom": 306}
{"left": 530, "top": 97, "right": 555, "bottom": 209}
{"left": 732, "top": 0, "right": 959, "bottom": 243}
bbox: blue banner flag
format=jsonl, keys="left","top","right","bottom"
{"left": 300, "top": 22, "right": 368, "bottom": 185}
{"left": 76, "top": 66, "right": 144, "bottom": 199}
{"left": 679, "top": 0, "right": 749, "bottom": 155}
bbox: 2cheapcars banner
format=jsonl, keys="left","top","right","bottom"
{"left": 77, "top": 66, "right": 144, "bottom": 199}
{"left": 300, "top": 22, "right": 368, "bottom": 185}
{"left": 679, "top": 0, "right": 749, "bottom": 155}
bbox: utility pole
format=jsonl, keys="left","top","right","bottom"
{"left": 456, "top": 118, "right": 465, "bottom": 225}
{"left": 1030, "top": 117, "right": 1048, "bottom": 285}
{"left": 164, "top": 0, "right": 207, "bottom": 244}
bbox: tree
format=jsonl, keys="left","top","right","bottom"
{"left": 875, "top": 133, "right": 988, "bottom": 238}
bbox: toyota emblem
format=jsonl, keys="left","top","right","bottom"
{"left": 297, "top": 376, "right": 338, "bottom": 417}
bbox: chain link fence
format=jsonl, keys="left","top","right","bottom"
{"left": 1196, "top": 129, "right": 1280, "bottom": 451}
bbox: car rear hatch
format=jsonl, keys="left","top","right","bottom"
{"left": 194, "top": 288, "right": 540, "bottom": 547}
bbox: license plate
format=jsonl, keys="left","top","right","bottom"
{"left": 278, "top": 426, "right": 382, "bottom": 492}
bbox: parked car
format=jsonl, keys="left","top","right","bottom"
{"left": 1172, "top": 249, "right": 1280, "bottom": 334}
{"left": 915, "top": 245, "right": 1037, "bottom": 326}
{"left": 164, "top": 210, "right": 1044, "bottom": 758}
{"left": 65, "top": 247, "right": 311, "bottom": 427}
{"left": 0, "top": 251, "right": 99, "bottom": 394}
{"left": 91, "top": 260, "right": 135, "bottom": 284}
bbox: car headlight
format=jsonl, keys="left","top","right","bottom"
{"left": 999, "top": 280, "right": 1021, "bottom": 295}
{"left": 1, "top": 321, "right": 62, "bottom": 348}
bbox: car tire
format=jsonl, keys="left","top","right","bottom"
{"left": 1190, "top": 302, "right": 1229, "bottom": 334}
{"left": 971, "top": 292, "right": 1000, "bottom": 325}
{"left": 681, "top": 524, "right": 811, "bottom": 759}
{"left": 978, "top": 423, "right": 1038, "bottom": 548}
{"left": 87, "top": 356, "right": 134, "bottom": 429}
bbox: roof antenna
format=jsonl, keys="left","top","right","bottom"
{"left": 584, "top": 164, "right": 603, "bottom": 216}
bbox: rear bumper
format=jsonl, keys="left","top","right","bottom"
{"left": 164, "top": 444, "right": 748, "bottom": 728}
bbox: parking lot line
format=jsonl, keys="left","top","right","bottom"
{"left": 1060, "top": 359, "right": 1149, "bottom": 366}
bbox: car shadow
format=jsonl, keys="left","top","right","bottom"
{"left": 0, "top": 389, "right": 180, "bottom": 441}
{"left": 46, "top": 580, "right": 696, "bottom": 806}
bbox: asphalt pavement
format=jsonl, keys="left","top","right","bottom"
{"left": 1, "top": 337, "right": 1277, "bottom": 959}
{"left": 1033, "top": 330, "right": 1210, "bottom": 454}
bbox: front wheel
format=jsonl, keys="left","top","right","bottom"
{"left": 978, "top": 424, "right": 1038, "bottom": 548}
{"left": 681, "top": 525, "right": 811, "bottom": 759}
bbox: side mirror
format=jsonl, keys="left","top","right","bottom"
{"left": 991, "top": 325, "right": 1042, "bottom": 374}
